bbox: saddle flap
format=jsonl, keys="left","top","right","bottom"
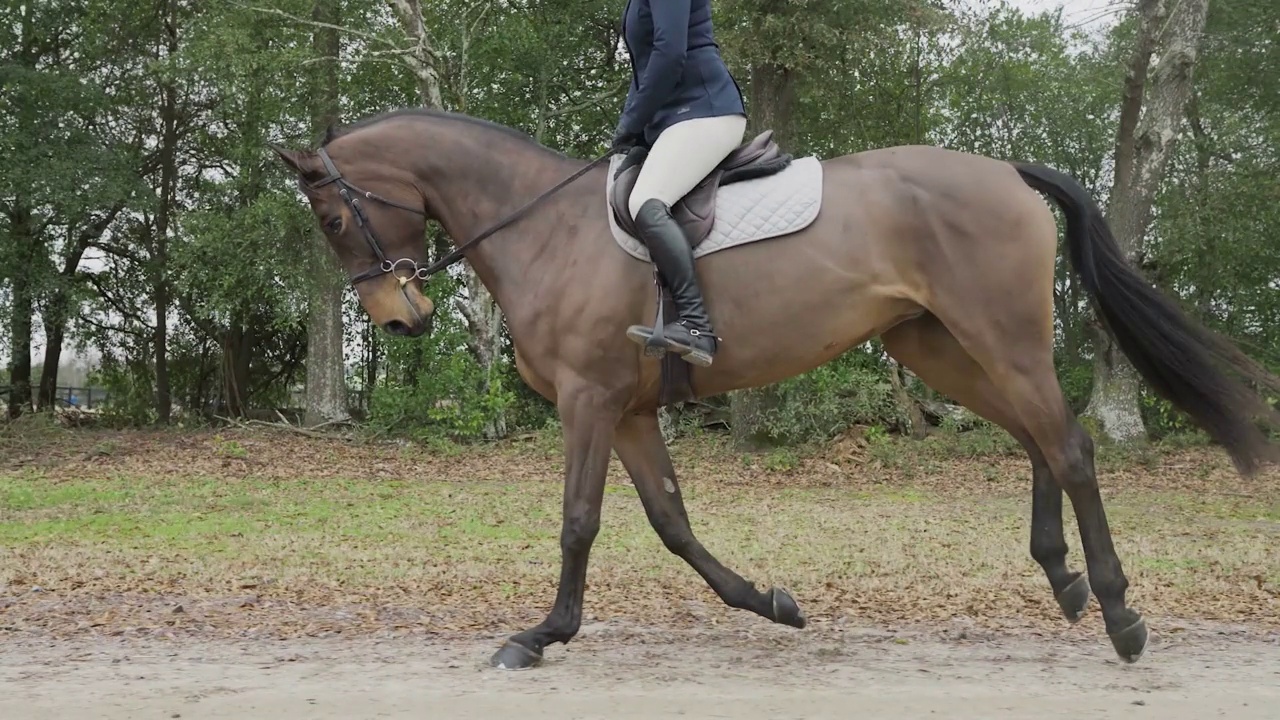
{"left": 609, "top": 164, "right": 718, "bottom": 248}
{"left": 610, "top": 164, "right": 641, "bottom": 234}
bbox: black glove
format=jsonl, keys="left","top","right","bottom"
{"left": 610, "top": 127, "right": 643, "bottom": 155}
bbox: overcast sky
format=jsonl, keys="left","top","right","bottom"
{"left": 1005, "top": 0, "right": 1126, "bottom": 32}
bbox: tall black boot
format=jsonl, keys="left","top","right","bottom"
{"left": 624, "top": 198, "right": 719, "bottom": 367}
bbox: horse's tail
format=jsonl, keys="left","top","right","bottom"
{"left": 1010, "top": 160, "right": 1280, "bottom": 476}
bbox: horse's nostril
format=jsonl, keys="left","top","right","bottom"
{"left": 383, "top": 320, "right": 411, "bottom": 336}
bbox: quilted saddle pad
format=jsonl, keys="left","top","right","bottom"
{"left": 605, "top": 154, "right": 824, "bottom": 262}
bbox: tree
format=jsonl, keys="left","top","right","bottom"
{"left": 0, "top": 0, "right": 145, "bottom": 417}
{"left": 1085, "top": 0, "right": 1212, "bottom": 442}
{"left": 385, "top": 0, "right": 507, "bottom": 438}
{"left": 304, "top": 0, "right": 351, "bottom": 427}
{"left": 724, "top": 0, "right": 802, "bottom": 450}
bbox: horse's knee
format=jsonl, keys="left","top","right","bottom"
{"left": 561, "top": 505, "right": 600, "bottom": 554}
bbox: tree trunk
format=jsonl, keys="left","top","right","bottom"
{"left": 363, "top": 319, "right": 379, "bottom": 413}
{"left": 303, "top": 0, "right": 351, "bottom": 427}
{"left": 37, "top": 313, "right": 66, "bottom": 411}
{"left": 6, "top": 208, "right": 35, "bottom": 419}
{"left": 385, "top": 0, "right": 444, "bottom": 107}
{"left": 151, "top": 0, "right": 181, "bottom": 424}
{"left": 222, "top": 320, "right": 254, "bottom": 418}
{"left": 385, "top": 0, "right": 506, "bottom": 437}
{"left": 454, "top": 283, "right": 506, "bottom": 438}
{"left": 729, "top": 59, "right": 795, "bottom": 450}
{"left": 1084, "top": 0, "right": 1164, "bottom": 441}
{"left": 1111, "top": 0, "right": 1164, "bottom": 195}
{"left": 888, "top": 359, "right": 928, "bottom": 439}
{"left": 1084, "top": 0, "right": 1210, "bottom": 442}
{"left": 37, "top": 208, "right": 118, "bottom": 410}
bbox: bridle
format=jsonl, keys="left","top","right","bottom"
{"left": 310, "top": 147, "right": 430, "bottom": 286}
{"left": 308, "top": 146, "right": 613, "bottom": 288}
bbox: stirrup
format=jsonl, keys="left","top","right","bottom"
{"left": 625, "top": 323, "right": 668, "bottom": 358}
{"left": 625, "top": 322, "right": 717, "bottom": 366}
{"left": 628, "top": 268, "right": 718, "bottom": 366}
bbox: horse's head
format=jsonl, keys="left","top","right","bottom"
{"left": 270, "top": 141, "right": 435, "bottom": 337}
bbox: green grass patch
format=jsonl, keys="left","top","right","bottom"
{"left": 3, "top": 468, "right": 1277, "bottom": 622}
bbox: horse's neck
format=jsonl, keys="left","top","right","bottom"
{"left": 417, "top": 133, "right": 585, "bottom": 317}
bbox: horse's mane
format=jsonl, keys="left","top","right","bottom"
{"left": 316, "top": 107, "right": 570, "bottom": 160}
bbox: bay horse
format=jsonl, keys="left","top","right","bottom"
{"left": 271, "top": 108, "right": 1280, "bottom": 670}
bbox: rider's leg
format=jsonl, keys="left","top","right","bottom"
{"left": 625, "top": 113, "right": 747, "bottom": 367}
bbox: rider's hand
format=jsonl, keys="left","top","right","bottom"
{"left": 610, "top": 127, "right": 642, "bottom": 155}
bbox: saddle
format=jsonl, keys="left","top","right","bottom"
{"left": 609, "top": 130, "right": 793, "bottom": 244}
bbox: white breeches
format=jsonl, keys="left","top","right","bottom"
{"left": 627, "top": 114, "right": 748, "bottom": 220}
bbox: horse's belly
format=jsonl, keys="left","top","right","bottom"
{"left": 691, "top": 226, "right": 920, "bottom": 395}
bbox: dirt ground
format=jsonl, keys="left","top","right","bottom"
{"left": 4, "top": 425, "right": 1279, "bottom": 718}
{"left": 3, "top": 619, "right": 1279, "bottom": 719}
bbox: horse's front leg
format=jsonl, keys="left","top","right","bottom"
{"left": 489, "top": 386, "right": 620, "bottom": 670}
{"left": 613, "top": 410, "right": 806, "bottom": 628}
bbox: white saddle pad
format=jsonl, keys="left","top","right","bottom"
{"left": 606, "top": 154, "right": 824, "bottom": 262}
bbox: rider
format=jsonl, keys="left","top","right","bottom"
{"left": 612, "top": 0, "right": 747, "bottom": 368}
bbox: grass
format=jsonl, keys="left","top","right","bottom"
{"left": 1, "top": 424, "right": 1278, "bottom": 639}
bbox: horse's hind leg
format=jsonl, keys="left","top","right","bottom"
{"left": 882, "top": 314, "right": 1091, "bottom": 623}
{"left": 1004, "top": 366, "right": 1145, "bottom": 661}
{"left": 921, "top": 256, "right": 1148, "bottom": 662}
{"left": 612, "top": 411, "right": 806, "bottom": 629}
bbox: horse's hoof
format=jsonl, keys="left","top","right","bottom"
{"left": 770, "top": 587, "right": 807, "bottom": 629}
{"left": 1109, "top": 615, "right": 1149, "bottom": 664}
{"left": 1055, "top": 573, "right": 1091, "bottom": 623}
{"left": 489, "top": 640, "right": 543, "bottom": 670}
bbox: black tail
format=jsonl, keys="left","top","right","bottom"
{"left": 1012, "top": 161, "right": 1280, "bottom": 476}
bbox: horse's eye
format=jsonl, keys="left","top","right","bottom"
{"left": 325, "top": 217, "right": 343, "bottom": 233}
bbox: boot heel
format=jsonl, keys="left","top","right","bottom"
{"left": 679, "top": 347, "right": 714, "bottom": 367}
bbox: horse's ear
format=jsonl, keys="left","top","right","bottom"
{"left": 269, "top": 143, "right": 323, "bottom": 182}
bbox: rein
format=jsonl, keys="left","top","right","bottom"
{"left": 311, "top": 146, "right": 615, "bottom": 287}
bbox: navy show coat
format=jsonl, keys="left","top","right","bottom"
{"left": 617, "top": 0, "right": 747, "bottom": 146}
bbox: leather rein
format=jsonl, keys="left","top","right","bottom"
{"left": 309, "top": 146, "right": 614, "bottom": 287}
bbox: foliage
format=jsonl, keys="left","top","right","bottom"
{"left": 364, "top": 275, "right": 517, "bottom": 441}
{"left": 730, "top": 349, "right": 906, "bottom": 447}
{"left": 2, "top": 0, "right": 1276, "bottom": 460}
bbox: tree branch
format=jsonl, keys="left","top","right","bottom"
{"left": 229, "top": 1, "right": 399, "bottom": 50}
{"left": 177, "top": 292, "right": 224, "bottom": 343}
{"left": 83, "top": 272, "right": 151, "bottom": 328}
{"left": 467, "top": 0, "right": 494, "bottom": 37}
{"left": 92, "top": 238, "right": 148, "bottom": 265}
{"left": 542, "top": 85, "right": 627, "bottom": 120}
{"left": 76, "top": 313, "right": 152, "bottom": 341}
{"left": 66, "top": 202, "right": 129, "bottom": 275}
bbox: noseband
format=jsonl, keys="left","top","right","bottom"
{"left": 307, "top": 145, "right": 615, "bottom": 289}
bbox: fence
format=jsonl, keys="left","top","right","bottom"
{"left": 0, "top": 385, "right": 110, "bottom": 412}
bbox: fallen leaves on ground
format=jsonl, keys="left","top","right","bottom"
{"left": 1, "top": 425, "right": 1277, "bottom": 642}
